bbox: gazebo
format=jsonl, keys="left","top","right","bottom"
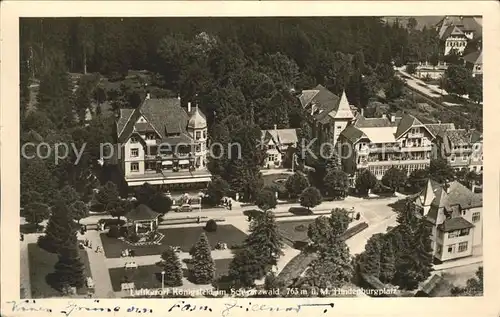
{"left": 125, "top": 204, "right": 160, "bottom": 234}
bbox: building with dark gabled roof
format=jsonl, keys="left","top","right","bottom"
{"left": 414, "top": 179, "right": 482, "bottom": 262}
{"left": 114, "top": 94, "right": 211, "bottom": 190}
{"left": 462, "top": 50, "right": 483, "bottom": 77}
{"left": 434, "top": 16, "right": 482, "bottom": 55}
{"left": 298, "top": 85, "right": 355, "bottom": 146}
{"left": 433, "top": 128, "right": 483, "bottom": 174}
{"left": 338, "top": 112, "right": 438, "bottom": 181}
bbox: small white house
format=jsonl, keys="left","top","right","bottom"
{"left": 261, "top": 125, "right": 298, "bottom": 169}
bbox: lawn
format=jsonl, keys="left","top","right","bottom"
{"left": 262, "top": 173, "right": 290, "bottom": 187}
{"left": 100, "top": 225, "right": 247, "bottom": 258}
{"left": 108, "top": 258, "right": 232, "bottom": 292}
{"left": 27, "top": 243, "right": 92, "bottom": 298}
{"left": 277, "top": 220, "right": 315, "bottom": 247}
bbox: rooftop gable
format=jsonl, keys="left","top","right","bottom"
{"left": 116, "top": 97, "right": 192, "bottom": 143}
{"left": 394, "top": 113, "right": 433, "bottom": 140}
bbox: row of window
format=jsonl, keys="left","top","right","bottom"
{"left": 129, "top": 130, "right": 207, "bottom": 143}
{"left": 446, "top": 41, "right": 466, "bottom": 47}
{"left": 448, "top": 228, "right": 470, "bottom": 238}
{"left": 129, "top": 145, "right": 204, "bottom": 158}
{"left": 130, "top": 161, "right": 194, "bottom": 172}
{"left": 447, "top": 241, "right": 468, "bottom": 254}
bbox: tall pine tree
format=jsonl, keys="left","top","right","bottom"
{"left": 379, "top": 238, "right": 396, "bottom": 283}
{"left": 191, "top": 233, "right": 215, "bottom": 284}
{"left": 161, "top": 247, "right": 183, "bottom": 287}
{"left": 359, "top": 234, "right": 383, "bottom": 277}
{"left": 38, "top": 202, "right": 78, "bottom": 254}
{"left": 50, "top": 234, "right": 85, "bottom": 292}
{"left": 245, "top": 210, "right": 284, "bottom": 270}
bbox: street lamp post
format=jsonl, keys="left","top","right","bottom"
{"left": 161, "top": 271, "right": 165, "bottom": 298}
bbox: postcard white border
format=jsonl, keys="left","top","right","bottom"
{"left": 2, "top": 1, "right": 500, "bottom": 317}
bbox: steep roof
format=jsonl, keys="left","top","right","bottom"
{"left": 436, "top": 16, "right": 482, "bottom": 38}
{"left": 187, "top": 106, "right": 207, "bottom": 129}
{"left": 339, "top": 125, "right": 367, "bottom": 144}
{"left": 438, "top": 217, "right": 474, "bottom": 232}
{"left": 468, "top": 129, "right": 482, "bottom": 144}
{"left": 125, "top": 204, "right": 160, "bottom": 221}
{"left": 354, "top": 116, "right": 399, "bottom": 128}
{"left": 394, "top": 113, "right": 429, "bottom": 140}
{"left": 441, "top": 25, "right": 465, "bottom": 40}
{"left": 262, "top": 129, "right": 298, "bottom": 146}
{"left": 425, "top": 123, "right": 456, "bottom": 137}
{"left": 445, "top": 129, "right": 471, "bottom": 146}
{"left": 332, "top": 90, "right": 355, "bottom": 119}
{"left": 298, "top": 85, "right": 353, "bottom": 124}
{"left": 116, "top": 97, "right": 192, "bottom": 143}
{"left": 463, "top": 50, "right": 483, "bottom": 65}
{"left": 423, "top": 180, "right": 483, "bottom": 210}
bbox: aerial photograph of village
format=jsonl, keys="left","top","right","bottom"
{"left": 19, "top": 16, "right": 483, "bottom": 299}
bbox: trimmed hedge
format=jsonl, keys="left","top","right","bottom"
{"left": 341, "top": 222, "right": 369, "bottom": 240}
{"left": 288, "top": 207, "right": 313, "bottom": 216}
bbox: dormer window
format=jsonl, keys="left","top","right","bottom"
{"left": 146, "top": 133, "right": 156, "bottom": 140}
{"left": 130, "top": 136, "right": 139, "bottom": 143}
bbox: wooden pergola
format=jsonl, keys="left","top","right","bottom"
{"left": 125, "top": 204, "right": 160, "bottom": 234}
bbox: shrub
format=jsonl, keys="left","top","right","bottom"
{"left": 243, "top": 209, "right": 262, "bottom": 221}
{"left": 119, "top": 226, "right": 129, "bottom": 237}
{"left": 98, "top": 218, "right": 126, "bottom": 229}
{"left": 289, "top": 207, "right": 313, "bottom": 216}
{"left": 205, "top": 219, "right": 218, "bottom": 232}
{"left": 107, "top": 225, "right": 120, "bottom": 238}
{"left": 355, "top": 212, "right": 361, "bottom": 220}
{"left": 128, "top": 233, "right": 140, "bottom": 243}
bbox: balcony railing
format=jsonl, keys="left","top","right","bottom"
{"left": 400, "top": 145, "right": 432, "bottom": 152}
{"left": 369, "top": 145, "right": 401, "bottom": 153}
{"left": 408, "top": 132, "right": 424, "bottom": 138}
{"left": 358, "top": 158, "right": 429, "bottom": 167}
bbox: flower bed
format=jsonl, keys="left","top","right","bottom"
{"left": 119, "top": 232, "right": 165, "bottom": 246}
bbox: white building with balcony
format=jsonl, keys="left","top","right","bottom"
{"left": 413, "top": 179, "right": 482, "bottom": 262}
{"left": 338, "top": 113, "right": 440, "bottom": 181}
{"left": 114, "top": 94, "right": 211, "bottom": 190}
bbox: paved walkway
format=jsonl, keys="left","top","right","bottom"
{"left": 20, "top": 234, "right": 40, "bottom": 298}
{"left": 105, "top": 249, "right": 234, "bottom": 269}
{"left": 84, "top": 230, "right": 116, "bottom": 298}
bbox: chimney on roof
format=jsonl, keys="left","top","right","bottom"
{"left": 390, "top": 114, "right": 395, "bottom": 123}
{"left": 360, "top": 108, "right": 364, "bottom": 117}
{"left": 187, "top": 102, "right": 192, "bottom": 113}
{"left": 438, "top": 120, "right": 441, "bottom": 124}
{"left": 146, "top": 93, "right": 150, "bottom": 100}
{"left": 443, "top": 181, "right": 450, "bottom": 193}
{"left": 177, "top": 94, "right": 181, "bottom": 100}
{"left": 274, "top": 124, "right": 277, "bottom": 131}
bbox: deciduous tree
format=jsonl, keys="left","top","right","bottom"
{"left": 355, "top": 169, "right": 378, "bottom": 196}
{"left": 23, "top": 202, "right": 50, "bottom": 228}
{"left": 323, "top": 169, "right": 349, "bottom": 198}
{"left": 299, "top": 186, "right": 322, "bottom": 211}
{"left": 255, "top": 188, "right": 278, "bottom": 211}
{"left": 444, "top": 64, "right": 473, "bottom": 96}
{"left": 382, "top": 167, "right": 408, "bottom": 192}
{"left": 285, "top": 172, "right": 310, "bottom": 199}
